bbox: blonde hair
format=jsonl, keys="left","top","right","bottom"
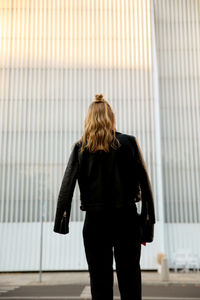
{"left": 78, "top": 94, "right": 121, "bottom": 153}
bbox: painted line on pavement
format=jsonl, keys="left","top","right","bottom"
{"left": 0, "top": 297, "right": 200, "bottom": 300}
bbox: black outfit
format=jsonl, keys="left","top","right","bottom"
{"left": 53, "top": 131, "right": 156, "bottom": 300}
{"left": 83, "top": 206, "right": 142, "bottom": 300}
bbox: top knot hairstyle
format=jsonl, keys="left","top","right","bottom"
{"left": 78, "top": 94, "right": 121, "bottom": 153}
{"left": 94, "top": 93, "right": 105, "bottom": 102}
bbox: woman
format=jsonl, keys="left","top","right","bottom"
{"left": 53, "top": 94, "right": 156, "bottom": 300}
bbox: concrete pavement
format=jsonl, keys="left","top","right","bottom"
{"left": 0, "top": 271, "right": 199, "bottom": 286}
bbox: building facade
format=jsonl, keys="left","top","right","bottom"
{"left": 0, "top": 0, "right": 199, "bottom": 271}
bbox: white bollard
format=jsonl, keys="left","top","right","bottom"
{"left": 161, "top": 256, "right": 169, "bottom": 281}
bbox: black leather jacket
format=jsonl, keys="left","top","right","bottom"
{"left": 53, "top": 131, "right": 156, "bottom": 234}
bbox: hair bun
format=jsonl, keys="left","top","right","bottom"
{"left": 94, "top": 93, "right": 105, "bottom": 102}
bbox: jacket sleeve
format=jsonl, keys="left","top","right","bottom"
{"left": 130, "top": 136, "right": 156, "bottom": 224}
{"left": 53, "top": 142, "right": 79, "bottom": 234}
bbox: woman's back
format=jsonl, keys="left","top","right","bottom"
{"left": 77, "top": 131, "right": 140, "bottom": 211}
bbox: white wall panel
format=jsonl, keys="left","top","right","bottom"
{"left": 0, "top": 222, "right": 162, "bottom": 271}
{"left": 0, "top": 221, "right": 199, "bottom": 271}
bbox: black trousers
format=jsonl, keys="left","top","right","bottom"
{"left": 82, "top": 204, "right": 142, "bottom": 300}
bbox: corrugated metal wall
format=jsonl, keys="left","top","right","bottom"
{"left": 153, "top": 0, "right": 200, "bottom": 268}
{"left": 0, "top": 0, "right": 158, "bottom": 224}
{"left": 0, "top": 0, "right": 199, "bottom": 271}
{"left": 154, "top": 0, "right": 200, "bottom": 224}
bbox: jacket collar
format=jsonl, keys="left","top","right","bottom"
{"left": 115, "top": 130, "right": 121, "bottom": 135}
